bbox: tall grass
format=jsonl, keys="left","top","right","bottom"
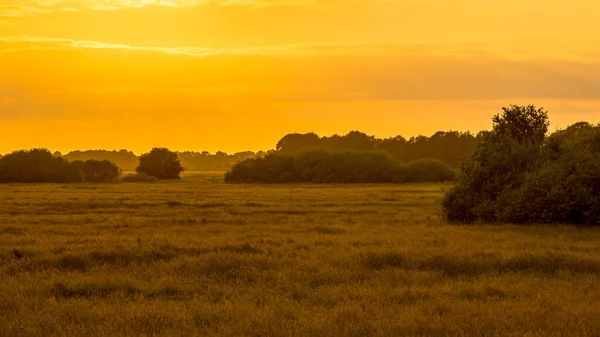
{"left": 1, "top": 176, "right": 600, "bottom": 335}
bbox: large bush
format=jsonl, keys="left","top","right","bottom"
{"left": 81, "top": 160, "right": 121, "bottom": 182}
{"left": 0, "top": 149, "right": 76, "bottom": 183}
{"left": 0, "top": 150, "right": 124, "bottom": 183}
{"left": 294, "top": 150, "right": 399, "bottom": 183}
{"left": 137, "top": 148, "right": 184, "bottom": 180}
{"left": 225, "top": 150, "right": 456, "bottom": 184}
{"left": 494, "top": 124, "right": 600, "bottom": 224}
{"left": 442, "top": 105, "right": 600, "bottom": 225}
{"left": 225, "top": 154, "right": 299, "bottom": 183}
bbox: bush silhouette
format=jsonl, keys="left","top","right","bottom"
{"left": 225, "top": 154, "right": 298, "bottom": 183}
{"left": 0, "top": 150, "right": 126, "bottom": 183}
{"left": 442, "top": 105, "right": 600, "bottom": 225}
{"left": 294, "top": 150, "right": 398, "bottom": 183}
{"left": 81, "top": 160, "right": 121, "bottom": 182}
{"left": 225, "top": 150, "right": 456, "bottom": 184}
{"left": 494, "top": 124, "right": 600, "bottom": 224}
{"left": 137, "top": 148, "right": 184, "bottom": 180}
{"left": 0, "top": 149, "right": 76, "bottom": 183}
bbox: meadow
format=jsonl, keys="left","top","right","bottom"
{"left": 1, "top": 172, "right": 600, "bottom": 336}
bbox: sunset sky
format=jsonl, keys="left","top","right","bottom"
{"left": 1, "top": 0, "right": 599, "bottom": 154}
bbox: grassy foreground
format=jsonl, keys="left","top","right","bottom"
{"left": 1, "top": 173, "right": 600, "bottom": 336}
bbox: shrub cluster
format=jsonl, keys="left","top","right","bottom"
{"left": 0, "top": 150, "right": 121, "bottom": 183}
{"left": 225, "top": 150, "right": 455, "bottom": 184}
{"left": 442, "top": 105, "right": 600, "bottom": 225}
{"left": 224, "top": 154, "right": 297, "bottom": 183}
{"left": 79, "top": 160, "right": 122, "bottom": 182}
{"left": 0, "top": 147, "right": 184, "bottom": 183}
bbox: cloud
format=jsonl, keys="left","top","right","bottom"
{"left": 0, "top": 36, "right": 430, "bottom": 56}
{"left": 2, "top": 36, "right": 600, "bottom": 102}
{"left": 1, "top": 35, "right": 599, "bottom": 62}
{"left": 0, "top": 5, "right": 52, "bottom": 17}
{"left": 16, "top": 0, "right": 343, "bottom": 12}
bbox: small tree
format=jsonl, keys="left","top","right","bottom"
{"left": 441, "top": 105, "right": 549, "bottom": 223}
{"left": 137, "top": 148, "right": 184, "bottom": 179}
{"left": 491, "top": 105, "right": 549, "bottom": 143}
{"left": 81, "top": 160, "right": 121, "bottom": 182}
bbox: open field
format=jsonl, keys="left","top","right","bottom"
{"left": 1, "top": 173, "right": 600, "bottom": 336}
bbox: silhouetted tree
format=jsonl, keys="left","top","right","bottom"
{"left": 493, "top": 122, "right": 600, "bottom": 224}
{"left": 441, "top": 106, "right": 600, "bottom": 225}
{"left": 276, "top": 133, "right": 321, "bottom": 155}
{"left": 341, "top": 131, "right": 377, "bottom": 150}
{"left": 0, "top": 149, "right": 76, "bottom": 183}
{"left": 137, "top": 148, "right": 184, "bottom": 179}
{"left": 378, "top": 136, "right": 408, "bottom": 161}
{"left": 81, "top": 160, "right": 121, "bottom": 182}
{"left": 491, "top": 105, "right": 549, "bottom": 143}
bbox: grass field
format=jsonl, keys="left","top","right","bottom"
{"left": 1, "top": 172, "right": 600, "bottom": 336}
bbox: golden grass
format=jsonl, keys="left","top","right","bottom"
{"left": 1, "top": 173, "right": 600, "bottom": 336}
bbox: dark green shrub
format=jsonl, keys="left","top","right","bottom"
{"left": 294, "top": 150, "right": 398, "bottom": 183}
{"left": 81, "top": 160, "right": 121, "bottom": 182}
{"left": 225, "top": 154, "right": 299, "bottom": 183}
{"left": 137, "top": 148, "right": 184, "bottom": 180}
{"left": 225, "top": 150, "right": 455, "bottom": 184}
{"left": 495, "top": 124, "right": 600, "bottom": 224}
{"left": 0, "top": 149, "right": 76, "bottom": 183}
{"left": 442, "top": 105, "right": 600, "bottom": 225}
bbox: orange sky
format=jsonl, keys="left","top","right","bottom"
{"left": 1, "top": 0, "right": 599, "bottom": 154}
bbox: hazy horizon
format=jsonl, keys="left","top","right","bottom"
{"left": 2, "top": 0, "right": 600, "bottom": 154}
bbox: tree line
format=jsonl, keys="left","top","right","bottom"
{"left": 62, "top": 150, "right": 263, "bottom": 172}
{"left": 53, "top": 130, "right": 478, "bottom": 172}
{"left": 0, "top": 148, "right": 183, "bottom": 183}
{"left": 276, "top": 130, "right": 479, "bottom": 167}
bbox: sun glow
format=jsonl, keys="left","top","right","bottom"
{"left": 1, "top": 0, "right": 599, "bottom": 153}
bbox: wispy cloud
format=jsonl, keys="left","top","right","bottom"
{"left": 2, "top": 36, "right": 600, "bottom": 102}
{"left": 0, "top": 36, "right": 429, "bottom": 57}
{"left": 0, "top": 36, "right": 293, "bottom": 56}
{"left": 0, "top": 5, "right": 52, "bottom": 17}
{"left": 13, "top": 0, "right": 338, "bottom": 13}
{"left": 1, "top": 35, "right": 599, "bottom": 62}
